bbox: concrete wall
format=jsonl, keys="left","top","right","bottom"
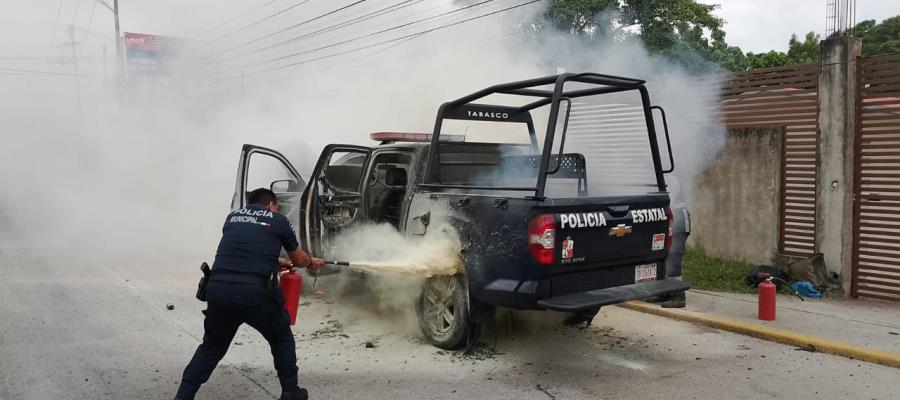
{"left": 816, "top": 36, "right": 862, "bottom": 293}
{"left": 690, "top": 127, "right": 782, "bottom": 265}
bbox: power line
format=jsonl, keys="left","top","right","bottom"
{"left": 198, "top": 0, "right": 283, "bottom": 35}
{"left": 218, "top": 0, "right": 501, "bottom": 74}
{"left": 229, "top": 0, "right": 544, "bottom": 79}
{"left": 215, "top": 0, "right": 429, "bottom": 64}
{"left": 81, "top": 0, "right": 99, "bottom": 47}
{"left": 213, "top": 0, "right": 313, "bottom": 42}
{"left": 70, "top": 0, "right": 83, "bottom": 31}
{"left": 0, "top": 55, "right": 104, "bottom": 60}
{"left": 252, "top": 32, "right": 424, "bottom": 86}
{"left": 0, "top": 67, "right": 99, "bottom": 77}
{"left": 374, "top": 27, "right": 525, "bottom": 66}
{"left": 251, "top": 28, "right": 524, "bottom": 88}
{"left": 280, "top": 0, "right": 427, "bottom": 41}
{"left": 222, "top": 0, "right": 491, "bottom": 70}
{"left": 50, "top": 0, "right": 65, "bottom": 46}
{"left": 195, "top": 0, "right": 369, "bottom": 63}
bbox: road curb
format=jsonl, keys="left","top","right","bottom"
{"left": 618, "top": 301, "right": 900, "bottom": 369}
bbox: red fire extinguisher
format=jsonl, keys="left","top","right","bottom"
{"left": 280, "top": 269, "right": 302, "bottom": 326}
{"left": 758, "top": 278, "right": 776, "bottom": 321}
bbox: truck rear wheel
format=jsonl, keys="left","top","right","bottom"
{"left": 416, "top": 274, "right": 475, "bottom": 350}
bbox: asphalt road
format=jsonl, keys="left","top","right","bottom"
{"left": 1, "top": 232, "right": 896, "bottom": 400}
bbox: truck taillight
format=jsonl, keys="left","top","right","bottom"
{"left": 666, "top": 208, "right": 674, "bottom": 249}
{"left": 528, "top": 213, "right": 556, "bottom": 265}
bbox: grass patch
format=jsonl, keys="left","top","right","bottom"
{"left": 682, "top": 247, "right": 756, "bottom": 294}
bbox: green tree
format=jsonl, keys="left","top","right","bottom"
{"left": 855, "top": 16, "right": 900, "bottom": 56}
{"left": 786, "top": 32, "right": 820, "bottom": 64}
{"left": 542, "top": 0, "right": 619, "bottom": 37}
{"left": 739, "top": 15, "right": 900, "bottom": 70}
{"left": 745, "top": 50, "right": 790, "bottom": 69}
{"left": 742, "top": 32, "right": 819, "bottom": 69}
{"left": 540, "top": 0, "right": 747, "bottom": 72}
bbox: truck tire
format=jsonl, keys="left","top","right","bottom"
{"left": 416, "top": 274, "right": 475, "bottom": 350}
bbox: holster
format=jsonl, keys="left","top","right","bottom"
{"left": 268, "top": 271, "right": 284, "bottom": 306}
{"left": 196, "top": 262, "right": 211, "bottom": 302}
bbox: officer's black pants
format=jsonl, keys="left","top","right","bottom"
{"left": 175, "top": 299, "right": 298, "bottom": 399}
{"left": 666, "top": 232, "right": 690, "bottom": 278}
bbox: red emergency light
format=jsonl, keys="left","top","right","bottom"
{"left": 370, "top": 132, "right": 465, "bottom": 143}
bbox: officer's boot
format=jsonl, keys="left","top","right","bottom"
{"left": 564, "top": 307, "right": 600, "bottom": 327}
{"left": 645, "top": 293, "right": 671, "bottom": 303}
{"left": 280, "top": 386, "right": 309, "bottom": 400}
{"left": 660, "top": 291, "right": 686, "bottom": 308}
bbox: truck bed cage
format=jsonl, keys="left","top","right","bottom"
{"left": 422, "top": 72, "right": 666, "bottom": 199}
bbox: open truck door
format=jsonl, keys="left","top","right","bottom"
{"left": 232, "top": 144, "right": 306, "bottom": 241}
{"left": 300, "top": 144, "right": 371, "bottom": 262}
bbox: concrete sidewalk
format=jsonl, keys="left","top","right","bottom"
{"left": 625, "top": 290, "right": 900, "bottom": 358}
{"left": 685, "top": 290, "right": 900, "bottom": 354}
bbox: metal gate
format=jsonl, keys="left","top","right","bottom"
{"left": 852, "top": 53, "right": 900, "bottom": 301}
{"left": 721, "top": 64, "right": 820, "bottom": 257}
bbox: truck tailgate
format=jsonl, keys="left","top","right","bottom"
{"left": 550, "top": 199, "right": 670, "bottom": 266}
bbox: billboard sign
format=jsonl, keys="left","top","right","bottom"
{"left": 123, "top": 32, "right": 183, "bottom": 80}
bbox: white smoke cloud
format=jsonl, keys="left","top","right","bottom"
{"left": 0, "top": 1, "right": 724, "bottom": 267}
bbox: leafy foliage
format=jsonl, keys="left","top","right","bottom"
{"left": 540, "top": 0, "right": 739, "bottom": 72}
{"left": 855, "top": 16, "right": 900, "bottom": 56}
{"left": 538, "top": 1, "right": 898, "bottom": 72}
{"left": 743, "top": 32, "right": 819, "bottom": 69}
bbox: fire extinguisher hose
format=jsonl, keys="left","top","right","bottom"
{"left": 769, "top": 276, "right": 806, "bottom": 301}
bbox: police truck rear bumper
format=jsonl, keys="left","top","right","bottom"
{"left": 536, "top": 278, "right": 689, "bottom": 312}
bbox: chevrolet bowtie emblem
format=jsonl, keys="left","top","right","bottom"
{"left": 609, "top": 224, "right": 633, "bottom": 237}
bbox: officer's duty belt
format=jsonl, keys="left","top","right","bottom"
{"left": 209, "top": 272, "right": 268, "bottom": 286}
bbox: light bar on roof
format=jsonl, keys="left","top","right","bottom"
{"left": 370, "top": 132, "right": 465, "bottom": 143}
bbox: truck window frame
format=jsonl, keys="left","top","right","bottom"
{"left": 361, "top": 149, "right": 415, "bottom": 225}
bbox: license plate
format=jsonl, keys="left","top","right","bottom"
{"left": 635, "top": 264, "right": 657, "bottom": 283}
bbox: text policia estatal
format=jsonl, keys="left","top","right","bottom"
{"left": 558, "top": 207, "right": 666, "bottom": 229}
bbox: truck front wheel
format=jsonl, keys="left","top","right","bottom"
{"left": 416, "top": 274, "right": 476, "bottom": 350}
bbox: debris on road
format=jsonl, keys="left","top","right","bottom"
{"left": 795, "top": 344, "right": 818, "bottom": 352}
{"left": 166, "top": 304, "right": 175, "bottom": 310}
{"left": 310, "top": 320, "right": 344, "bottom": 339}
{"left": 535, "top": 384, "right": 556, "bottom": 400}
{"left": 454, "top": 343, "right": 498, "bottom": 361}
{"left": 365, "top": 341, "right": 376, "bottom": 348}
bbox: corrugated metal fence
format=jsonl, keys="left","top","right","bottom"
{"left": 852, "top": 53, "right": 900, "bottom": 301}
{"left": 720, "top": 64, "right": 820, "bottom": 258}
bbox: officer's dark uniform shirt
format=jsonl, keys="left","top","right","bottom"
{"left": 208, "top": 204, "right": 299, "bottom": 304}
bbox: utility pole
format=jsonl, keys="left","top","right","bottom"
{"left": 98, "top": 0, "right": 123, "bottom": 82}
{"left": 67, "top": 25, "right": 82, "bottom": 109}
{"left": 114, "top": 0, "right": 123, "bottom": 82}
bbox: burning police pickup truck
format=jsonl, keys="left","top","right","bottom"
{"left": 231, "top": 73, "right": 688, "bottom": 350}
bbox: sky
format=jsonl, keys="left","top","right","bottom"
{"left": 4, "top": 1, "right": 899, "bottom": 55}
{"left": 706, "top": 0, "right": 900, "bottom": 52}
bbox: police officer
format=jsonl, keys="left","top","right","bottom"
{"left": 657, "top": 176, "right": 691, "bottom": 308}
{"left": 174, "top": 188, "right": 323, "bottom": 400}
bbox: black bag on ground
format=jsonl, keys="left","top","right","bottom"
{"left": 196, "top": 262, "right": 211, "bottom": 301}
{"left": 746, "top": 265, "right": 791, "bottom": 289}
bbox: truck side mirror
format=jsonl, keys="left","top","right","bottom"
{"left": 270, "top": 179, "right": 294, "bottom": 193}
